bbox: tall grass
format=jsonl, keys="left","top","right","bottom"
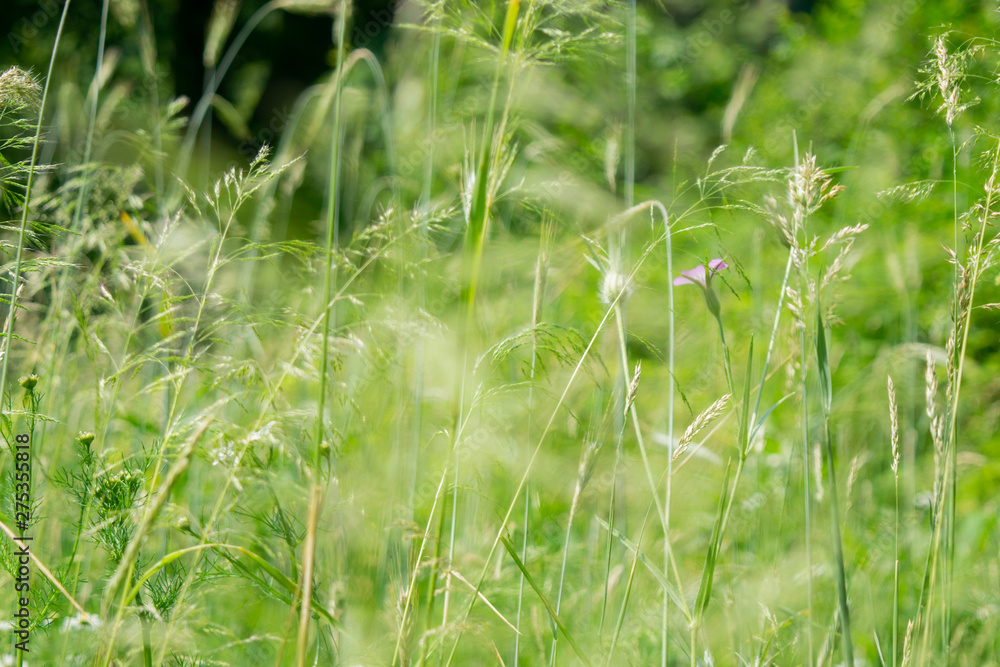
{"left": 2, "top": 2, "right": 1000, "bottom": 666}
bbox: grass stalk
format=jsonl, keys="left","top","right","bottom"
{"left": 887, "top": 374, "right": 901, "bottom": 667}
{"left": 0, "top": 0, "right": 71, "bottom": 439}
{"left": 35, "top": 0, "right": 110, "bottom": 475}
{"left": 430, "top": 2, "right": 522, "bottom": 654}
{"left": 662, "top": 195, "right": 675, "bottom": 667}
{"left": 942, "top": 124, "right": 960, "bottom": 660}
{"left": 816, "top": 308, "right": 854, "bottom": 665}
{"left": 2, "top": 7, "right": 69, "bottom": 658}
{"left": 297, "top": 4, "right": 350, "bottom": 665}
{"left": 605, "top": 503, "right": 651, "bottom": 667}
{"left": 295, "top": 484, "right": 323, "bottom": 667}
{"left": 160, "top": 222, "right": 412, "bottom": 666}
{"left": 800, "top": 300, "right": 814, "bottom": 667}
{"left": 442, "top": 225, "right": 668, "bottom": 667}
{"left": 917, "top": 139, "right": 1000, "bottom": 665}
{"left": 516, "top": 215, "right": 552, "bottom": 665}
{"left": 315, "top": 0, "right": 349, "bottom": 471}
{"left": 173, "top": 0, "right": 282, "bottom": 190}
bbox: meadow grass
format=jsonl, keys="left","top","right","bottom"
{"left": 0, "top": 2, "right": 999, "bottom": 666}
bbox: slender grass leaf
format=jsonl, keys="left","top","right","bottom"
{"left": 499, "top": 534, "right": 592, "bottom": 667}
{"left": 606, "top": 507, "right": 651, "bottom": 667}
{"left": 738, "top": 337, "right": 754, "bottom": 455}
{"left": 694, "top": 458, "right": 732, "bottom": 624}
{"left": 748, "top": 393, "right": 795, "bottom": 447}
{"left": 596, "top": 516, "right": 691, "bottom": 623}
{"left": 816, "top": 308, "right": 832, "bottom": 414}
{"left": 501, "top": 0, "right": 521, "bottom": 56}
{"left": 821, "top": 166, "right": 857, "bottom": 175}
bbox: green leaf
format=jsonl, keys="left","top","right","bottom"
{"left": 499, "top": 534, "right": 592, "bottom": 666}
{"left": 501, "top": 0, "right": 521, "bottom": 56}
{"left": 596, "top": 516, "right": 691, "bottom": 623}
{"left": 748, "top": 393, "right": 795, "bottom": 449}
{"left": 738, "top": 336, "right": 754, "bottom": 456}
{"left": 821, "top": 166, "right": 857, "bottom": 175}
{"left": 694, "top": 458, "right": 732, "bottom": 624}
{"left": 816, "top": 307, "right": 832, "bottom": 415}
{"left": 130, "top": 543, "right": 344, "bottom": 630}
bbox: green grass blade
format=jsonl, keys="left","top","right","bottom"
{"left": 748, "top": 393, "right": 794, "bottom": 447}
{"left": 694, "top": 458, "right": 732, "bottom": 625}
{"left": 738, "top": 337, "right": 755, "bottom": 455}
{"left": 606, "top": 507, "right": 651, "bottom": 667}
{"left": 501, "top": 0, "right": 521, "bottom": 56}
{"left": 499, "top": 534, "right": 592, "bottom": 667}
{"left": 596, "top": 516, "right": 690, "bottom": 623}
{"left": 816, "top": 309, "right": 832, "bottom": 415}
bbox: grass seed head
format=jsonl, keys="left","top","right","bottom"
{"left": 0, "top": 67, "right": 41, "bottom": 111}
{"left": 673, "top": 393, "right": 731, "bottom": 461}
{"left": 887, "top": 375, "right": 900, "bottom": 477}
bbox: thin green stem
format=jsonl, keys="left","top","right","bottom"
{"left": 943, "top": 126, "right": 960, "bottom": 659}
{"left": 315, "top": 0, "right": 349, "bottom": 469}
{"left": 663, "top": 199, "right": 675, "bottom": 667}
{"left": 801, "top": 324, "right": 814, "bottom": 667}
{"left": 822, "top": 415, "right": 854, "bottom": 665}
{"left": 917, "top": 142, "right": 999, "bottom": 666}
{"left": 0, "top": 1, "right": 71, "bottom": 441}
{"left": 893, "top": 475, "right": 899, "bottom": 667}
{"left": 172, "top": 0, "right": 280, "bottom": 191}
{"left": 443, "top": 226, "right": 668, "bottom": 667}
{"left": 516, "top": 217, "right": 549, "bottom": 665}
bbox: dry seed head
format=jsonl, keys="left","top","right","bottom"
{"left": 0, "top": 67, "right": 41, "bottom": 111}
{"left": 764, "top": 154, "right": 846, "bottom": 251}
{"left": 577, "top": 439, "right": 603, "bottom": 493}
{"left": 900, "top": 620, "right": 915, "bottom": 667}
{"left": 598, "top": 244, "right": 633, "bottom": 306}
{"left": 819, "top": 223, "right": 869, "bottom": 253}
{"left": 764, "top": 195, "right": 794, "bottom": 249}
{"left": 820, "top": 236, "right": 858, "bottom": 291}
{"left": 784, "top": 285, "right": 805, "bottom": 330}
{"left": 944, "top": 319, "right": 959, "bottom": 412}
{"left": 845, "top": 454, "right": 866, "bottom": 513}
{"left": 887, "top": 375, "right": 900, "bottom": 477}
{"left": 788, "top": 154, "right": 846, "bottom": 220}
{"left": 925, "top": 350, "right": 943, "bottom": 454}
{"left": 600, "top": 268, "right": 632, "bottom": 306}
{"left": 624, "top": 361, "right": 641, "bottom": 418}
{"left": 932, "top": 35, "right": 967, "bottom": 127}
{"left": 673, "top": 394, "right": 731, "bottom": 461}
